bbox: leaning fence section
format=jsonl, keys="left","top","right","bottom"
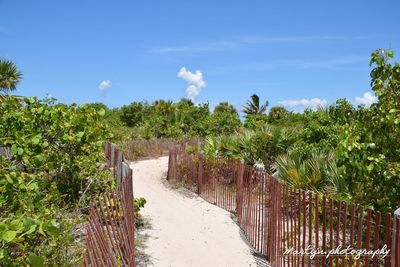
{"left": 84, "top": 143, "right": 136, "bottom": 267}
{"left": 168, "top": 146, "right": 400, "bottom": 267}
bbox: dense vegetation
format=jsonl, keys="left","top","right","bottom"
{"left": 116, "top": 99, "right": 241, "bottom": 138}
{"left": 0, "top": 48, "right": 398, "bottom": 265}
{"left": 0, "top": 96, "right": 113, "bottom": 265}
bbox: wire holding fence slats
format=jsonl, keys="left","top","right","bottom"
{"left": 84, "top": 143, "right": 136, "bottom": 267}
{"left": 168, "top": 146, "right": 400, "bottom": 267}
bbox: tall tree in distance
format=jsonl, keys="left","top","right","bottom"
{"left": 210, "top": 102, "right": 242, "bottom": 135}
{"left": 0, "top": 58, "right": 22, "bottom": 94}
{"left": 268, "top": 106, "right": 289, "bottom": 123}
{"left": 243, "top": 94, "right": 268, "bottom": 115}
{"left": 243, "top": 94, "right": 269, "bottom": 129}
{"left": 214, "top": 101, "right": 238, "bottom": 115}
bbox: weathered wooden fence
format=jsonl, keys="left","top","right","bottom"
{"left": 84, "top": 143, "right": 136, "bottom": 267}
{"left": 168, "top": 145, "right": 400, "bottom": 267}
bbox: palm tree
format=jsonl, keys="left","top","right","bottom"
{"left": 243, "top": 94, "right": 268, "bottom": 115}
{"left": 0, "top": 58, "right": 22, "bottom": 94}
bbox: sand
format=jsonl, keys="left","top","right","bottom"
{"left": 130, "top": 156, "right": 258, "bottom": 267}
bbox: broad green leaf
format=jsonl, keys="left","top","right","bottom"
{"left": 32, "top": 136, "right": 41, "bottom": 145}
{"left": 0, "top": 222, "right": 8, "bottom": 232}
{"left": 11, "top": 144, "right": 18, "bottom": 154}
{"left": 23, "top": 217, "right": 38, "bottom": 230}
{"left": 45, "top": 225, "right": 59, "bottom": 237}
{"left": 28, "top": 182, "right": 39, "bottom": 190}
{"left": 27, "top": 253, "right": 45, "bottom": 267}
{"left": 34, "top": 154, "right": 45, "bottom": 162}
{"left": 5, "top": 175, "right": 13, "bottom": 184}
{"left": 76, "top": 131, "right": 84, "bottom": 141}
{"left": 9, "top": 219, "right": 23, "bottom": 230}
{"left": 1, "top": 230, "right": 17, "bottom": 242}
{"left": 0, "top": 248, "right": 6, "bottom": 259}
{"left": 38, "top": 223, "right": 46, "bottom": 236}
{"left": 22, "top": 225, "right": 37, "bottom": 236}
{"left": 43, "top": 220, "right": 59, "bottom": 237}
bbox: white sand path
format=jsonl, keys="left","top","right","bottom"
{"left": 130, "top": 156, "right": 258, "bottom": 267}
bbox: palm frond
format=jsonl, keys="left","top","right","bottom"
{"left": 0, "top": 58, "right": 23, "bottom": 94}
{"left": 274, "top": 150, "right": 348, "bottom": 197}
{"left": 243, "top": 94, "right": 269, "bottom": 115}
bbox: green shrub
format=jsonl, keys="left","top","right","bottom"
{"left": 0, "top": 96, "right": 113, "bottom": 265}
{"left": 336, "top": 49, "right": 400, "bottom": 212}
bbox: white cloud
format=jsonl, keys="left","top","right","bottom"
{"left": 279, "top": 98, "right": 327, "bottom": 111}
{"left": 355, "top": 92, "right": 377, "bottom": 106}
{"left": 177, "top": 67, "right": 206, "bottom": 100}
{"left": 98, "top": 80, "right": 111, "bottom": 90}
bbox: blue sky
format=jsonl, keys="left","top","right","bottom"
{"left": 1, "top": 0, "right": 399, "bottom": 111}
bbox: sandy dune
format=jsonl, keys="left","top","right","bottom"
{"left": 130, "top": 156, "right": 258, "bottom": 267}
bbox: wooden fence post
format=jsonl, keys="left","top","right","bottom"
{"left": 236, "top": 161, "right": 244, "bottom": 222}
{"left": 110, "top": 144, "right": 115, "bottom": 168}
{"left": 392, "top": 208, "right": 400, "bottom": 267}
{"left": 197, "top": 154, "right": 204, "bottom": 194}
{"left": 167, "top": 149, "right": 171, "bottom": 180}
{"left": 276, "top": 180, "right": 282, "bottom": 267}
{"left": 122, "top": 161, "right": 129, "bottom": 181}
{"left": 191, "top": 154, "right": 196, "bottom": 186}
{"left": 116, "top": 149, "right": 123, "bottom": 184}
{"left": 104, "top": 142, "right": 109, "bottom": 166}
{"left": 173, "top": 146, "right": 178, "bottom": 181}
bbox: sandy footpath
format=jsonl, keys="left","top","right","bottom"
{"left": 130, "top": 156, "right": 258, "bottom": 267}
